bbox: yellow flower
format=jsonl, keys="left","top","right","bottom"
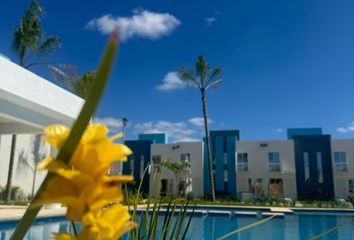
{"left": 54, "top": 205, "right": 136, "bottom": 240}
{"left": 82, "top": 204, "right": 137, "bottom": 240}
{"left": 42, "top": 125, "right": 70, "bottom": 150}
{"left": 36, "top": 123, "right": 136, "bottom": 239}
{"left": 41, "top": 124, "right": 132, "bottom": 178}
{"left": 34, "top": 169, "right": 133, "bottom": 220}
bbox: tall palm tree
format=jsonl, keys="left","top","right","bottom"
{"left": 5, "top": 0, "right": 61, "bottom": 203}
{"left": 12, "top": 0, "right": 62, "bottom": 68}
{"left": 178, "top": 56, "right": 222, "bottom": 202}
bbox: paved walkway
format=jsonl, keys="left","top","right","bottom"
{"left": 0, "top": 205, "right": 66, "bottom": 222}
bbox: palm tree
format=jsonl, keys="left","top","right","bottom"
{"left": 178, "top": 56, "right": 222, "bottom": 202}
{"left": 5, "top": 0, "right": 62, "bottom": 203}
{"left": 12, "top": 0, "right": 62, "bottom": 68}
{"left": 49, "top": 64, "right": 96, "bottom": 99}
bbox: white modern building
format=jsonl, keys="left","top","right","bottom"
{"left": 236, "top": 140, "right": 297, "bottom": 200}
{"left": 149, "top": 142, "right": 204, "bottom": 198}
{"left": 0, "top": 55, "right": 84, "bottom": 197}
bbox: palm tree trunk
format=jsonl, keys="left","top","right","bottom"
{"left": 31, "top": 169, "right": 37, "bottom": 198}
{"left": 201, "top": 90, "right": 216, "bottom": 201}
{"left": 5, "top": 135, "right": 17, "bottom": 203}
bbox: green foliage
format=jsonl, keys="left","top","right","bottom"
{"left": 0, "top": 186, "right": 27, "bottom": 202}
{"left": 216, "top": 215, "right": 276, "bottom": 240}
{"left": 178, "top": 56, "right": 222, "bottom": 91}
{"left": 12, "top": 0, "right": 62, "bottom": 67}
{"left": 307, "top": 220, "right": 350, "bottom": 239}
{"left": 49, "top": 64, "right": 96, "bottom": 99}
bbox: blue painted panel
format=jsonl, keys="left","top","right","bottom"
{"left": 215, "top": 136, "right": 224, "bottom": 192}
{"left": 124, "top": 140, "right": 153, "bottom": 194}
{"left": 138, "top": 133, "right": 168, "bottom": 144}
{"left": 287, "top": 128, "right": 322, "bottom": 140}
{"left": 203, "top": 137, "right": 210, "bottom": 194}
{"left": 227, "top": 136, "right": 237, "bottom": 194}
{"left": 293, "top": 135, "right": 334, "bottom": 199}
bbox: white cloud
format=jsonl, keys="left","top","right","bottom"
{"left": 204, "top": 17, "right": 216, "bottom": 26}
{"left": 336, "top": 127, "right": 348, "bottom": 133}
{"left": 188, "top": 117, "right": 213, "bottom": 127}
{"left": 157, "top": 71, "right": 186, "bottom": 91}
{"left": 134, "top": 120, "right": 199, "bottom": 142}
{"left": 336, "top": 122, "right": 354, "bottom": 133}
{"left": 93, "top": 117, "right": 125, "bottom": 133}
{"left": 86, "top": 9, "right": 181, "bottom": 41}
{"left": 276, "top": 128, "right": 283, "bottom": 133}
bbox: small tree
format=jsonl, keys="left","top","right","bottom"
{"left": 162, "top": 160, "right": 191, "bottom": 196}
{"left": 16, "top": 135, "right": 47, "bottom": 198}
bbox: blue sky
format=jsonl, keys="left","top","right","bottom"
{"left": 1, "top": 0, "right": 354, "bottom": 142}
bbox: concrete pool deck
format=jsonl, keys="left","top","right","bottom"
{"left": 0, "top": 205, "right": 66, "bottom": 222}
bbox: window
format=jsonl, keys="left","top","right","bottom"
{"left": 268, "top": 152, "right": 281, "bottom": 172}
{"left": 223, "top": 153, "right": 228, "bottom": 165}
{"left": 349, "top": 179, "right": 354, "bottom": 194}
{"left": 151, "top": 155, "right": 162, "bottom": 173}
{"left": 181, "top": 153, "right": 191, "bottom": 163}
{"left": 130, "top": 156, "right": 135, "bottom": 175}
{"left": 224, "top": 170, "right": 228, "bottom": 182}
{"left": 237, "top": 153, "right": 248, "bottom": 171}
{"left": 304, "top": 152, "right": 310, "bottom": 181}
{"left": 316, "top": 152, "right": 323, "bottom": 183}
{"left": 140, "top": 155, "right": 145, "bottom": 178}
{"left": 334, "top": 152, "right": 348, "bottom": 172}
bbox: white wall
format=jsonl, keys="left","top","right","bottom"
{"left": 0, "top": 56, "right": 83, "bottom": 198}
{"left": 0, "top": 56, "right": 84, "bottom": 134}
{"left": 0, "top": 134, "right": 50, "bottom": 196}
{"left": 150, "top": 142, "right": 204, "bottom": 198}
{"left": 331, "top": 139, "right": 354, "bottom": 199}
{"left": 236, "top": 140, "right": 297, "bottom": 199}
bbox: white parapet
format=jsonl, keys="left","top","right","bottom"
{"left": 0, "top": 56, "right": 84, "bottom": 134}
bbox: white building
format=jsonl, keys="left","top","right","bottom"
{"left": 149, "top": 142, "right": 204, "bottom": 198}
{"left": 236, "top": 140, "right": 297, "bottom": 199}
{"left": 0, "top": 55, "right": 83, "bottom": 197}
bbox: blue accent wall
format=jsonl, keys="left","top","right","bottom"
{"left": 204, "top": 130, "right": 239, "bottom": 195}
{"left": 123, "top": 140, "right": 153, "bottom": 194}
{"left": 287, "top": 128, "right": 322, "bottom": 140}
{"left": 138, "top": 133, "right": 168, "bottom": 144}
{"left": 215, "top": 136, "right": 224, "bottom": 192}
{"left": 293, "top": 135, "right": 334, "bottom": 199}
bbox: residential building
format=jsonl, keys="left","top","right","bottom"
{"left": 150, "top": 141, "right": 204, "bottom": 197}
{"left": 138, "top": 133, "right": 168, "bottom": 144}
{"left": 236, "top": 140, "right": 297, "bottom": 199}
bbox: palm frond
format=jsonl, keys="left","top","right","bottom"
{"left": 205, "top": 66, "right": 222, "bottom": 89}
{"left": 36, "top": 36, "right": 62, "bottom": 55}
{"left": 178, "top": 66, "right": 200, "bottom": 89}
{"left": 195, "top": 56, "right": 209, "bottom": 85}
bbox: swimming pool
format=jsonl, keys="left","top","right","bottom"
{"left": 1, "top": 210, "right": 354, "bottom": 239}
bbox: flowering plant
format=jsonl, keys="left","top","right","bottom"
{"left": 35, "top": 124, "right": 136, "bottom": 239}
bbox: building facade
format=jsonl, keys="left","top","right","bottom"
{"left": 150, "top": 142, "right": 204, "bottom": 198}
{"left": 204, "top": 130, "right": 239, "bottom": 195}
{"left": 236, "top": 140, "right": 297, "bottom": 199}
{"left": 133, "top": 127, "right": 354, "bottom": 200}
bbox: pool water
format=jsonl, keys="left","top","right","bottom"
{"left": 1, "top": 212, "right": 354, "bottom": 239}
